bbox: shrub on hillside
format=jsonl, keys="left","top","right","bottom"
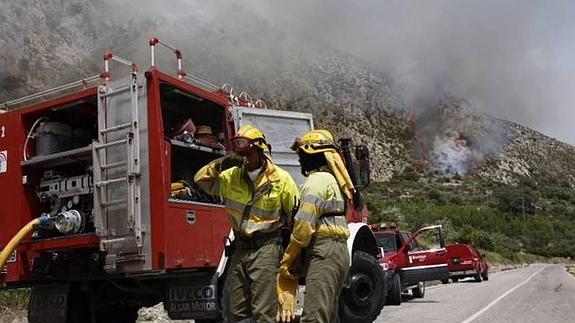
{"left": 427, "top": 189, "right": 445, "bottom": 203}
{"left": 494, "top": 185, "right": 538, "bottom": 215}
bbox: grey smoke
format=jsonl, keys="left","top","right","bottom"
{"left": 226, "top": 0, "right": 575, "bottom": 145}
{"left": 4, "top": 0, "right": 574, "bottom": 146}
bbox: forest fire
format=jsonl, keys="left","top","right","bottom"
{"left": 410, "top": 107, "right": 479, "bottom": 176}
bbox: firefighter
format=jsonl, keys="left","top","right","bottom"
{"left": 194, "top": 124, "right": 300, "bottom": 323}
{"left": 276, "top": 129, "right": 354, "bottom": 323}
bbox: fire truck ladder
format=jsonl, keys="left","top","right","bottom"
{"left": 92, "top": 54, "right": 143, "bottom": 261}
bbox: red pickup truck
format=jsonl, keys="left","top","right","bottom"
{"left": 374, "top": 225, "right": 449, "bottom": 305}
{"left": 443, "top": 243, "right": 489, "bottom": 283}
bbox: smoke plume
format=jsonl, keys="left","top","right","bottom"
{"left": 219, "top": 0, "right": 575, "bottom": 145}
{"left": 3, "top": 0, "right": 574, "bottom": 160}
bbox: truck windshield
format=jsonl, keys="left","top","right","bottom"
{"left": 376, "top": 234, "right": 398, "bottom": 252}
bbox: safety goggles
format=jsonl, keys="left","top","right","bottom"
{"left": 230, "top": 136, "right": 254, "bottom": 152}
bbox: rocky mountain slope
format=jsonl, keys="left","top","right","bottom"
{"left": 1, "top": 0, "right": 574, "bottom": 186}
{"left": 475, "top": 122, "right": 575, "bottom": 186}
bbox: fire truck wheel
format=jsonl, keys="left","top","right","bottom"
{"left": 386, "top": 273, "right": 402, "bottom": 306}
{"left": 412, "top": 282, "right": 425, "bottom": 298}
{"left": 482, "top": 272, "right": 489, "bottom": 281}
{"left": 474, "top": 273, "right": 482, "bottom": 282}
{"left": 339, "top": 251, "right": 386, "bottom": 323}
{"left": 441, "top": 279, "right": 449, "bottom": 284}
{"left": 452, "top": 277, "right": 459, "bottom": 283}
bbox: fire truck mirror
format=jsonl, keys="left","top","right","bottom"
{"left": 186, "top": 210, "right": 196, "bottom": 225}
{"left": 355, "top": 145, "right": 371, "bottom": 187}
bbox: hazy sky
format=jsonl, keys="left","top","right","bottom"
{"left": 78, "top": 0, "right": 575, "bottom": 145}
{"left": 234, "top": 0, "right": 575, "bottom": 145}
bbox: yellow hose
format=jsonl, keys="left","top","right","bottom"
{"left": 0, "top": 218, "right": 43, "bottom": 271}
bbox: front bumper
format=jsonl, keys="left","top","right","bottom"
{"left": 449, "top": 270, "right": 476, "bottom": 277}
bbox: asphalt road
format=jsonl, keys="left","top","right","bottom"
{"left": 376, "top": 264, "right": 575, "bottom": 323}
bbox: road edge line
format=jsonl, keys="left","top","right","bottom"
{"left": 461, "top": 266, "right": 545, "bottom": 323}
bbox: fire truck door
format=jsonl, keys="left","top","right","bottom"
{"left": 232, "top": 107, "right": 314, "bottom": 186}
{"left": 402, "top": 225, "right": 449, "bottom": 284}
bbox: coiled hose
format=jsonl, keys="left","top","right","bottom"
{"left": 0, "top": 216, "right": 49, "bottom": 271}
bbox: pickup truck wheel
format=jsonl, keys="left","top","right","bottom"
{"left": 441, "top": 279, "right": 449, "bottom": 284}
{"left": 452, "top": 277, "right": 459, "bottom": 283}
{"left": 412, "top": 282, "right": 425, "bottom": 298}
{"left": 386, "top": 273, "right": 402, "bottom": 306}
{"left": 482, "top": 272, "right": 489, "bottom": 281}
{"left": 339, "top": 251, "right": 386, "bottom": 323}
{"left": 474, "top": 273, "right": 482, "bottom": 282}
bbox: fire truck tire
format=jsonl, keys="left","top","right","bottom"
{"left": 452, "top": 277, "right": 459, "bottom": 283}
{"left": 386, "top": 273, "right": 402, "bottom": 306}
{"left": 412, "top": 282, "right": 425, "bottom": 298}
{"left": 441, "top": 279, "right": 449, "bottom": 284}
{"left": 474, "top": 273, "right": 482, "bottom": 282}
{"left": 339, "top": 251, "right": 386, "bottom": 323}
{"left": 482, "top": 272, "right": 489, "bottom": 281}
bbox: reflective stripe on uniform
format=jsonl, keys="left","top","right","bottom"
{"left": 318, "top": 215, "right": 347, "bottom": 227}
{"left": 224, "top": 198, "right": 245, "bottom": 214}
{"left": 242, "top": 220, "right": 283, "bottom": 233}
{"left": 223, "top": 197, "right": 283, "bottom": 219}
{"left": 316, "top": 215, "right": 349, "bottom": 239}
{"left": 295, "top": 210, "right": 318, "bottom": 225}
{"left": 229, "top": 215, "right": 283, "bottom": 233}
{"left": 301, "top": 195, "right": 345, "bottom": 214}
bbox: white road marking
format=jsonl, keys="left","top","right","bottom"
{"left": 461, "top": 266, "right": 545, "bottom": 323}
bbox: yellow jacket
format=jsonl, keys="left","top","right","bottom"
{"left": 194, "top": 156, "right": 300, "bottom": 238}
{"left": 290, "top": 170, "right": 350, "bottom": 248}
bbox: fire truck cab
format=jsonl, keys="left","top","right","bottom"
{"left": 0, "top": 39, "right": 384, "bottom": 323}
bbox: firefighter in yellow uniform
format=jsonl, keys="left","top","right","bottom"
{"left": 194, "top": 124, "right": 299, "bottom": 323}
{"left": 277, "top": 130, "right": 354, "bottom": 323}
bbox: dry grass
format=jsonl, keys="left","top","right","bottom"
{"left": 0, "top": 289, "right": 30, "bottom": 310}
{"left": 0, "top": 306, "right": 27, "bottom": 323}
{"left": 0, "top": 289, "right": 29, "bottom": 322}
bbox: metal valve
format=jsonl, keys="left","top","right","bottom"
{"left": 54, "top": 210, "right": 83, "bottom": 235}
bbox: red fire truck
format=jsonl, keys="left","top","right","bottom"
{"left": 0, "top": 38, "right": 384, "bottom": 323}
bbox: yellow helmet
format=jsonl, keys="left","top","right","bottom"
{"left": 231, "top": 124, "right": 270, "bottom": 152}
{"left": 295, "top": 129, "right": 338, "bottom": 154}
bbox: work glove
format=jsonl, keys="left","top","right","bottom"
{"left": 276, "top": 268, "right": 298, "bottom": 322}
{"left": 276, "top": 243, "right": 303, "bottom": 322}
{"left": 219, "top": 153, "right": 245, "bottom": 171}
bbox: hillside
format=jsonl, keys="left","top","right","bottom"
{"left": 1, "top": 0, "right": 575, "bottom": 261}
{"left": 2, "top": 1, "right": 574, "bottom": 187}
